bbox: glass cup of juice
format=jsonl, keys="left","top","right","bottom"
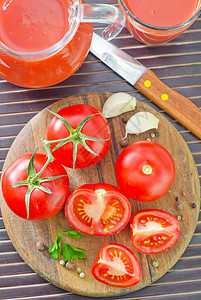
{"left": 0, "top": 0, "right": 125, "bottom": 88}
{"left": 118, "top": 0, "right": 201, "bottom": 45}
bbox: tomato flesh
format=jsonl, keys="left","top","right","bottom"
{"left": 115, "top": 141, "right": 175, "bottom": 202}
{"left": 91, "top": 243, "right": 142, "bottom": 287}
{"left": 130, "top": 209, "right": 180, "bottom": 254}
{"left": 65, "top": 183, "right": 131, "bottom": 236}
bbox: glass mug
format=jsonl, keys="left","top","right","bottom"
{"left": 0, "top": 0, "right": 125, "bottom": 88}
{"left": 118, "top": 0, "right": 201, "bottom": 45}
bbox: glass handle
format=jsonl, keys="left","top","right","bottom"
{"left": 81, "top": 4, "right": 125, "bottom": 40}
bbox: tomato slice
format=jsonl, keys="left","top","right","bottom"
{"left": 91, "top": 243, "right": 142, "bottom": 287}
{"left": 65, "top": 183, "right": 131, "bottom": 236}
{"left": 130, "top": 209, "right": 180, "bottom": 254}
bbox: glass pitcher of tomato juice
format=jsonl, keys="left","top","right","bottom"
{"left": 0, "top": 0, "right": 125, "bottom": 88}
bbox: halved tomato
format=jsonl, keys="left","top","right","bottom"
{"left": 91, "top": 243, "right": 142, "bottom": 287}
{"left": 130, "top": 209, "right": 180, "bottom": 254}
{"left": 65, "top": 183, "right": 131, "bottom": 236}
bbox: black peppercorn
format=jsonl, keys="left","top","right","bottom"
{"left": 120, "top": 139, "right": 129, "bottom": 148}
{"left": 121, "top": 116, "right": 128, "bottom": 123}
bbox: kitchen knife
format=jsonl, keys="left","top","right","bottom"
{"left": 90, "top": 32, "right": 201, "bottom": 139}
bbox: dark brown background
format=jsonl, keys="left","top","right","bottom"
{"left": 1, "top": 0, "right": 201, "bottom": 299}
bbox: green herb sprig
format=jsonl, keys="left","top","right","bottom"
{"left": 48, "top": 223, "right": 86, "bottom": 262}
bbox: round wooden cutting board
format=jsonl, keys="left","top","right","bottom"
{"left": 0, "top": 92, "right": 200, "bottom": 297}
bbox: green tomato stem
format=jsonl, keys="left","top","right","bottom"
{"left": 30, "top": 138, "right": 55, "bottom": 183}
{"left": 47, "top": 110, "right": 110, "bottom": 169}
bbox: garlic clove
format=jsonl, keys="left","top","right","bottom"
{"left": 102, "top": 92, "right": 136, "bottom": 118}
{"left": 123, "top": 111, "right": 159, "bottom": 139}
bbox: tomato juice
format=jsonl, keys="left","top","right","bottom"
{"left": 119, "top": 0, "right": 201, "bottom": 44}
{"left": 0, "top": 0, "right": 93, "bottom": 87}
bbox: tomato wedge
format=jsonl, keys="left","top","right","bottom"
{"left": 65, "top": 183, "right": 131, "bottom": 236}
{"left": 130, "top": 209, "right": 180, "bottom": 254}
{"left": 91, "top": 243, "right": 142, "bottom": 287}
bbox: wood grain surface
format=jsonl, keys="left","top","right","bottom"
{"left": 0, "top": 92, "right": 200, "bottom": 297}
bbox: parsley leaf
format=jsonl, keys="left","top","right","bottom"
{"left": 62, "top": 230, "right": 85, "bottom": 239}
{"left": 63, "top": 243, "right": 74, "bottom": 261}
{"left": 48, "top": 224, "right": 86, "bottom": 262}
{"left": 63, "top": 243, "right": 87, "bottom": 262}
{"left": 48, "top": 235, "right": 61, "bottom": 260}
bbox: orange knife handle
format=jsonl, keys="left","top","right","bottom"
{"left": 135, "top": 69, "right": 201, "bottom": 139}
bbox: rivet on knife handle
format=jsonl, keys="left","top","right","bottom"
{"left": 90, "top": 33, "right": 201, "bottom": 139}
{"left": 135, "top": 69, "right": 201, "bottom": 139}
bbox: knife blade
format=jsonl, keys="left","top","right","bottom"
{"left": 90, "top": 32, "right": 201, "bottom": 140}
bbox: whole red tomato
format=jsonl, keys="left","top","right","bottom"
{"left": 1, "top": 153, "right": 70, "bottom": 220}
{"left": 46, "top": 104, "right": 111, "bottom": 169}
{"left": 115, "top": 141, "right": 175, "bottom": 202}
{"left": 130, "top": 209, "right": 180, "bottom": 254}
{"left": 91, "top": 243, "right": 142, "bottom": 287}
{"left": 65, "top": 183, "right": 131, "bottom": 236}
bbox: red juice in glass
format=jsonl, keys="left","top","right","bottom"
{"left": 0, "top": 0, "right": 124, "bottom": 87}
{"left": 0, "top": 0, "right": 92, "bottom": 88}
{"left": 119, "top": 0, "right": 201, "bottom": 45}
